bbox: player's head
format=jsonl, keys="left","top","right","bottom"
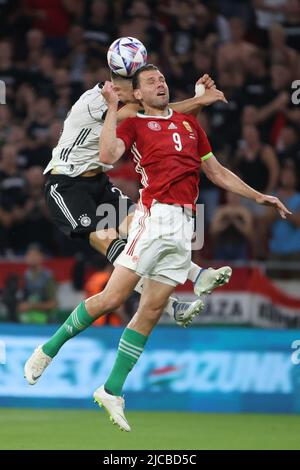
{"left": 132, "top": 64, "right": 169, "bottom": 110}
{"left": 280, "top": 165, "right": 297, "bottom": 190}
{"left": 110, "top": 71, "right": 137, "bottom": 104}
{"left": 25, "top": 243, "right": 44, "bottom": 268}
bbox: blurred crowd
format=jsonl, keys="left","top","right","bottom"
{"left": 0, "top": 0, "right": 300, "bottom": 267}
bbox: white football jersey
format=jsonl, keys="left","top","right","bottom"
{"left": 44, "top": 84, "right": 113, "bottom": 176}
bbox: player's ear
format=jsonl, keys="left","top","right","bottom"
{"left": 133, "top": 89, "right": 142, "bottom": 101}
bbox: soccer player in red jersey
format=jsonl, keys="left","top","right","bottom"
{"left": 25, "top": 65, "right": 291, "bottom": 432}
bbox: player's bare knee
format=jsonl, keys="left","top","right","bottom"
{"left": 86, "top": 289, "right": 123, "bottom": 317}
{"left": 137, "top": 304, "right": 163, "bottom": 323}
{"left": 100, "top": 289, "right": 125, "bottom": 311}
{"left": 139, "top": 296, "right": 166, "bottom": 315}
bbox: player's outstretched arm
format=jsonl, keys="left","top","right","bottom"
{"left": 170, "top": 74, "right": 227, "bottom": 115}
{"left": 202, "top": 155, "right": 292, "bottom": 219}
{"left": 100, "top": 81, "right": 126, "bottom": 164}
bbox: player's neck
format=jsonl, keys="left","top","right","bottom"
{"left": 142, "top": 105, "right": 169, "bottom": 117}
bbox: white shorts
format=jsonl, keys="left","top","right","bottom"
{"left": 117, "top": 201, "right": 194, "bottom": 286}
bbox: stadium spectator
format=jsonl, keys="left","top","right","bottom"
{"left": 205, "top": 68, "right": 244, "bottom": 153}
{"left": 253, "top": 0, "right": 286, "bottom": 45}
{"left": 217, "top": 0, "right": 253, "bottom": 23}
{"left": 14, "top": 83, "right": 37, "bottom": 122}
{"left": 0, "top": 144, "right": 27, "bottom": 255}
{"left": 23, "top": 28, "right": 45, "bottom": 67}
{"left": 84, "top": 0, "right": 115, "bottom": 65}
{"left": 210, "top": 191, "right": 253, "bottom": 260}
{"left": 1, "top": 274, "right": 19, "bottom": 322}
{"left": 282, "top": 0, "right": 300, "bottom": 52}
{"left": 256, "top": 63, "right": 292, "bottom": 144}
{"left": 242, "top": 50, "right": 270, "bottom": 109}
{"left": 17, "top": 244, "right": 57, "bottom": 324}
{"left": 163, "top": 1, "right": 196, "bottom": 67}
{"left": 29, "top": 51, "right": 57, "bottom": 100}
{"left": 6, "top": 125, "right": 32, "bottom": 169}
{"left": 27, "top": 97, "right": 55, "bottom": 155}
{"left": 265, "top": 166, "right": 300, "bottom": 276}
{"left": 0, "top": 106, "right": 12, "bottom": 146}
{"left": 66, "top": 24, "right": 87, "bottom": 84}
{"left": 15, "top": 166, "right": 55, "bottom": 253}
{"left": 235, "top": 124, "right": 279, "bottom": 198}
{"left": 269, "top": 23, "right": 299, "bottom": 70}
{"left": 119, "top": 2, "right": 164, "bottom": 54}
{"left": 216, "top": 17, "right": 258, "bottom": 72}
{"left": 234, "top": 124, "right": 280, "bottom": 258}
{"left": 276, "top": 124, "right": 300, "bottom": 179}
{"left": 241, "top": 105, "right": 260, "bottom": 127}
{"left": 52, "top": 68, "right": 73, "bottom": 118}
{"left": 193, "top": 3, "right": 219, "bottom": 45}
{"left": 0, "top": 40, "right": 17, "bottom": 103}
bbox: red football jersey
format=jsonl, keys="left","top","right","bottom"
{"left": 116, "top": 109, "right": 213, "bottom": 209}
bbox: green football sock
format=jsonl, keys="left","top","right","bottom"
{"left": 42, "top": 301, "right": 94, "bottom": 358}
{"left": 105, "top": 328, "right": 148, "bottom": 396}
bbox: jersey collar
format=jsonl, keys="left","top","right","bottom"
{"left": 136, "top": 108, "right": 173, "bottom": 120}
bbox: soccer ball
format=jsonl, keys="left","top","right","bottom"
{"left": 107, "top": 37, "right": 147, "bottom": 77}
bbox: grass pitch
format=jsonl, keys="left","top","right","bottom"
{"left": 0, "top": 408, "right": 299, "bottom": 450}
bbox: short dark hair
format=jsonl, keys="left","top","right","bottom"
{"left": 110, "top": 71, "right": 132, "bottom": 82}
{"left": 132, "top": 64, "right": 159, "bottom": 90}
{"left": 26, "top": 243, "right": 43, "bottom": 254}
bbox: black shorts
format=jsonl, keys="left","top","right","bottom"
{"left": 45, "top": 173, "right": 135, "bottom": 240}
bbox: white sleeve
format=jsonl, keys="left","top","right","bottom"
{"left": 82, "top": 87, "right": 107, "bottom": 122}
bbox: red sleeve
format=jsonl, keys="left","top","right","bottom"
{"left": 197, "top": 125, "right": 213, "bottom": 161}
{"left": 187, "top": 115, "right": 213, "bottom": 161}
{"left": 116, "top": 118, "right": 136, "bottom": 152}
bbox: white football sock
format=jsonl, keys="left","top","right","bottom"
{"left": 187, "top": 261, "right": 203, "bottom": 283}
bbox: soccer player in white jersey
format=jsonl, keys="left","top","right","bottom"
{"left": 25, "top": 66, "right": 290, "bottom": 431}
{"left": 43, "top": 71, "right": 231, "bottom": 327}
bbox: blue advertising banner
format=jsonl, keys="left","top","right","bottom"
{"left": 1, "top": 324, "right": 300, "bottom": 413}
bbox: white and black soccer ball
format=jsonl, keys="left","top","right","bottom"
{"left": 107, "top": 37, "right": 147, "bottom": 77}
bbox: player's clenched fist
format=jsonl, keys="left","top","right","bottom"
{"left": 102, "top": 81, "right": 119, "bottom": 107}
